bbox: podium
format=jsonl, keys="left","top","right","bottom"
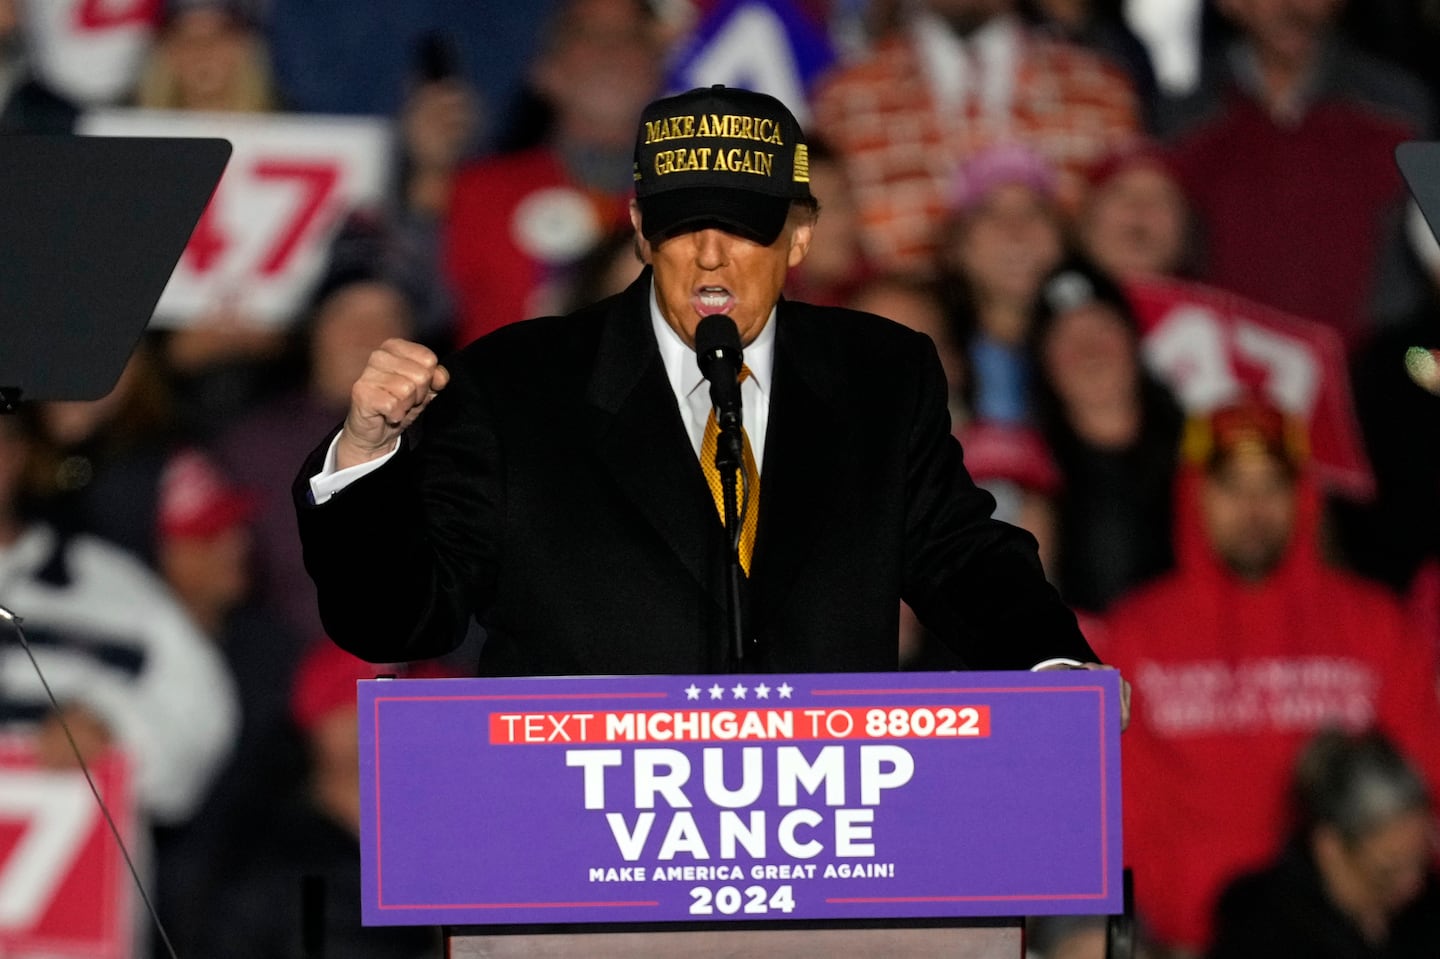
{"left": 357, "top": 671, "right": 1124, "bottom": 958}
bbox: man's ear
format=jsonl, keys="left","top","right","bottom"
{"left": 786, "top": 218, "right": 814, "bottom": 268}
{"left": 629, "top": 201, "right": 653, "bottom": 264}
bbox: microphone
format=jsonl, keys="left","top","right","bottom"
{"left": 695, "top": 314, "right": 743, "bottom": 432}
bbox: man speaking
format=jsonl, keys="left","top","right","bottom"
{"left": 294, "top": 85, "right": 1099, "bottom": 677}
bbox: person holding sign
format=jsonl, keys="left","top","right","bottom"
{"left": 294, "top": 85, "right": 1108, "bottom": 687}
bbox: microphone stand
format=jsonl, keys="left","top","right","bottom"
{"left": 714, "top": 418, "right": 747, "bottom": 670}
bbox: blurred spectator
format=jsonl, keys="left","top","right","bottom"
{"left": 206, "top": 641, "right": 444, "bottom": 958}
{"left": 32, "top": 339, "right": 181, "bottom": 566}
{"left": 1102, "top": 398, "right": 1440, "bottom": 954}
{"left": 1019, "top": 0, "right": 1159, "bottom": 127}
{"left": 0, "top": 0, "right": 78, "bottom": 133}
{"left": 784, "top": 138, "right": 876, "bottom": 307}
{"left": 1077, "top": 140, "right": 1193, "bottom": 281}
{"left": 372, "top": 30, "right": 484, "bottom": 348}
{"left": 150, "top": 448, "right": 307, "bottom": 955}
{"left": 849, "top": 274, "right": 968, "bottom": 423}
{"left": 1210, "top": 729, "right": 1440, "bottom": 959}
{"left": 1165, "top": 0, "right": 1432, "bottom": 348}
{"left": 810, "top": 0, "right": 1140, "bottom": 274}
{"left": 217, "top": 263, "right": 418, "bottom": 646}
{"left": 1159, "top": 0, "right": 1431, "bottom": 138}
{"left": 1029, "top": 256, "right": 1182, "bottom": 612}
{"left": 443, "top": 0, "right": 662, "bottom": 344}
{"left": 135, "top": 0, "right": 292, "bottom": 434}
{"left": 937, "top": 143, "right": 1067, "bottom": 425}
{"left": 134, "top": 0, "right": 276, "bottom": 112}
{"left": 0, "top": 409, "right": 237, "bottom": 825}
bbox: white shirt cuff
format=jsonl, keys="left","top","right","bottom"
{"left": 308, "top": 434, "right": 401, "bottom": 505}
{"left": 1030, "top": 658, "right": 1086, "bottom": 672}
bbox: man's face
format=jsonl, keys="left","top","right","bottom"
{"left": 952, "top": 184, "right": 1064, "bottom": 307}
{"left": 1219, "top": 0, "right": 1342, "bottom": 65}
{"left": 1080, "top": 164, "right": 1189, "bottom": 280}
{"left": 631, "top": 203, "right": 813, "bottom": 347}
{"left": 534, "top": 0, "right": 661, "bottom": 143}
{"left": 1200, "top": 453, "right": 1297, "bottom": 581}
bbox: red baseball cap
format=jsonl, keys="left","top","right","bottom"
{"left": 156, "top": 448, "right": 257, "bottom": 540}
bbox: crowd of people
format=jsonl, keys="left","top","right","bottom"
{"left": 2, "top": 0, "right": 1440, "bottom": 957}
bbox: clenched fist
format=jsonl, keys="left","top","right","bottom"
{"left": 336, "top": 338, "right": 450, "bottom": 469}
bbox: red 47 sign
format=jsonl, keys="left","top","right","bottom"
{"left": 0, "top": 739, "right": 134, "bottom": 959}
{"left": 1128, "top": 278, "right": 1374, "bottom": 500}
{"left": 79, "top": 109, "right": 392, "bottom": 327}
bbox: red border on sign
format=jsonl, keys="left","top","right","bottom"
{"left": 373, "top": 691, "right": 668, "bottom": 911}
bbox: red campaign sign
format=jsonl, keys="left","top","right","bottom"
{"left": 1127, "top": 278, "right": 1375, "bottom": 499}
{"left": 0, "top": 739, "right": 133, "bottom": 959}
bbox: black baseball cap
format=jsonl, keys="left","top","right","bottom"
{"left": 632, "top": 85, "right": 812, "bottom": 246}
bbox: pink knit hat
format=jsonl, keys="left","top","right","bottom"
{"left": 950, "top": 143, "right": 1059, "bottom": 214}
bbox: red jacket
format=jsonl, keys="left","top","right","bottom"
{"left": 1099, "top": 468, "right": 1440, "bottom": 951}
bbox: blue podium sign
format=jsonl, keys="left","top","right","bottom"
{"left": 358, "top": 670, "right": 1123, "bottom": 926}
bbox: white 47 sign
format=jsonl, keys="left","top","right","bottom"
{"left": 79, "top": 109, "right": 392, "bottom": 327}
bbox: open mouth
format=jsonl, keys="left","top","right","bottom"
{"left": 693, "top": 286, "right": 736, "bottom": 317}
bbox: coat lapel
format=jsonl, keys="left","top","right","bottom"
{"left": 581, "top": 271, "right": 722, "bottom": 598}
{"left": 748, "top": 300, "right": 849, "bottom": 634}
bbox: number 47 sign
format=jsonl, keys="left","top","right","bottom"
{"left": 79, "top": 109, "right": 392, "bottom": 327}
{"left": 0, "top": 739, "right": 134, "bottom": 959}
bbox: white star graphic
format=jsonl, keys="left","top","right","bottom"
{"left": 777, "top": 682, "right": 794, "bottom": 699}
{"left": 731, "top": 683, "right": 748, "bottom": 699}
{"left": 709, "top": 683, "right": 725, "bottom": 700}
{"left": 684, "top": 684, "right": 701, "bottom": 700}
{"left": 754, "top": 683, "right": 771, "bottom": 699}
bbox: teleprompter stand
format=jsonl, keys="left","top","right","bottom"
{"left": 0, "top": 135, "right": 230, "bottom": 406}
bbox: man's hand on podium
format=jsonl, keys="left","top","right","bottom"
{"left": 337, "top": 338, "right": 450, "bottom": 470}
{"left": 1036, "top": 661, "right": 1131, "bottom": 731}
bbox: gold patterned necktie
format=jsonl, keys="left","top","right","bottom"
{"left": 700, "top": 366, "right": 760, "bottom": 575}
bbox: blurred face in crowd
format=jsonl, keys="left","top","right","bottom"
{"left": 1080, "top": 164, "right": 1189, "bottom": 280}
{"left": 633, "top": 205, "right": 815, "bottom": 348}
{"left": 533, "top": 0, "right": 662, "bottom": 147}
{"left": 163, "top": 7, "right": 252, "bottom": 110}
{"left": 310, "top": 281, "right": 414, "bottom": 408}
{"left": 1316, "top": 809, "right": 1435, "bottom": 927}
{"left": 950, "top": 184, "right": 1065, "bottom": 318}
{"left": 1218, "top": 0, "right": 1342, "bottom": 66}
{"left": 1200, "top": 452, "right": 1297, "bottom": 581}
{"left": 1039, "top": 301, "right": 1138, "bottom": 412}
{"left": 160, "top": 525, "right": 253, "bottom": 630}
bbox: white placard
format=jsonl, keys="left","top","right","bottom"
{"left": 79, "top": 108, "right": 393, "bottom": 327}
{"left": 25, "top": 0, "right": 158, "bottom": 107}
